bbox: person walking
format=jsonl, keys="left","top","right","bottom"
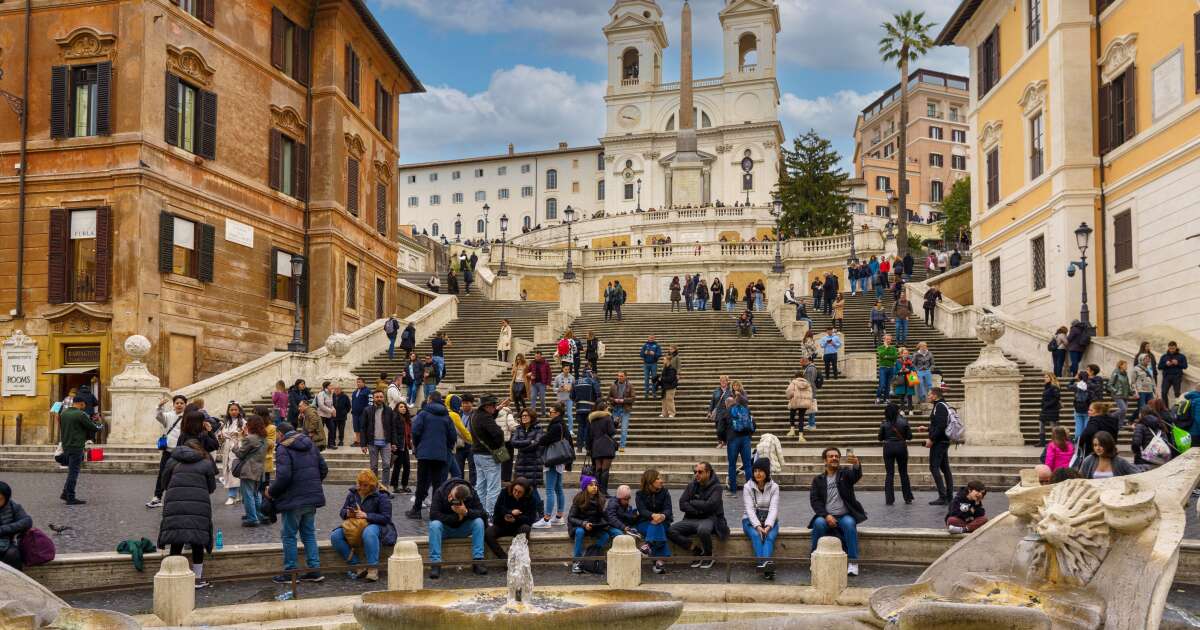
{"left": 584, "top": 331, "right": 601, "bottom": 376}
{"left": 509, "top": 354, "right": 530, "bottom": 414}
{"left": 587, "top": 402, "right": 618, "bottom": 495}
{"left": 497, "top": 320, "right": 512, "bottom": 363}
{"left": 330, "top": 469, "right": 396, "bottom": 582}
{"left": 406, "top": 392, "right": 456, "bottom": 520}
{"left": 1108, "top": 360, "right": 1133, "bottom": 424}
{"left": 818, "top": 327, "right": 842, "bottom": 380}
{"left": 1039, "top": 373, "right": 1061, "bottom": 447}
{"left": 922, "top": 388, "right": 955, "bottom": 506}
{"left": 786, "top": 369, "right": 815, "bottom": 443}
{"left": 527, "top": 351, "right": 552, "bottom": 416}
{"left": 1066, "top": 320, "right": 1091, "bottom": 377}
{"left": 1050, "top": 326, "right": 1069, "bottom": 378}
{"left": 609, "top": 372, "right": 636, "bottom": 451}
{"left": 398, "top": 320, "right": 416, "bottom": 362}
{"left": 669, "top": 277, "right": 682, "bottom": 312}
{"left": 715, "top": 396, "right": 755, "bottom": 497}
{"left": 922, "top": 286, "right": 942, "bottom": 328}
{"left": 808, "top": 447, "right": 865, "bottom": 576}
{"left": 742, "top": 459, "right": 781, "bottom": 579}
{"left": 383, "top": 314, "right": 400, "bottom": 360}
{"left": 878, "top": 402, "right": 913, "bottom": 505}
{"left": 404, "top": 353, "right": 423, "bottom": 405}
{"left": 350, "top": 378, "right": 370, "bottom": 448}
{"left": 821, "top": 274, "right": 837, "bottom": 316}
{"left": 233, "top": 415, "right": 269, "bottom": 526}
{"left": 1158, "top": 341, "right": 1189, "bottom": 405}
{"left": 869, "top": 301, "right": 888, "bottom": 347}
{"left": 430, "top": 332, "right": 450, "bottom": 381}
{"left": 875, "top": 335, "right": 898, "bottom": 405}
{"left": 60, "top": 396, "right": 102, "bottom": 505}
{"left": 659, "top": 352, "right": 679, "bottom": 419}
{"left": 639, "top": 335, "right": 662, "bottom": 399}
{"left": 902, "top": 252, "right": 914, "bottom": 282}
{"left": 267, "top": 422, "right": 328, "bottom": 584}
{"left": 361, "top": 390, "right": 397, "bottom": 492}
{"left": 1135, "top": 341, "right": 1158, "bottom": 387}
{"left": 635, "top": 469, "right": 673, "bottom": 574}
{"left": 469, "top": 396, "right": 506, "bottom": 516}
{"left": 157, "top": 436, "right": 217, "bottom": 588}
{"left": 667, "top": 462, "right": 729, "bottom": 569}
{"left": 893, "top": 295, "right": 913, "bottom": 344}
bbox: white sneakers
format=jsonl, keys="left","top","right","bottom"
{"left": 947, "top": 525, "right": 965, "bottom": 534}
{"left": 549, "top": 516, "right": 565, "bottom": 526}
{"left": 145, "top": 497, "right": 162, "bottom": 509}
{"left": 796, "top": 434, "right": 807, "bottom": 443}
{"left": 847, "top": 563, "right": 859, "bottom": 576}
{"left": 786, "top": 427, "right": 797, "bottom": 437}
{"left": 531, "top": 519, "right": 552, "bottom": 529}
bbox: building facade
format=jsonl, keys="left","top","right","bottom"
{"left": 0, "top": 0, "right": 422, "bottom": 442}
{"left": 938, "top": 0, "right": 1200, "bottom": 342}
{"left": 852, "top": 69, "right": 972, "bottom": 226}
{"left": 399, "top": 0, "right": 785, "bottom": 239}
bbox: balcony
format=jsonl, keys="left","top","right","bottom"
{"left": 739, "top": 64, "right": 757, "bottom": 74}
{"left": 621, "top": 78, "right": 639, "bottom": 87}
{"left": 948, "top": 112, "right": 963, "bottom": 122}
{"left": 928, "top": 110, "right": 944, "bottom": 119}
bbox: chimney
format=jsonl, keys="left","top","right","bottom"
{"left": 558, "top": 142, "right": 568, "bottom": 149}
{"left": 507, "top": 143, "right": 515, "bottom": 155}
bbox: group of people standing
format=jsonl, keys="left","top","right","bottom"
{"left": 667, "top": 275, "right": 767, "bottom": 313}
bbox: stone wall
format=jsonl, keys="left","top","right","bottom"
{"left": 520, "top": 275, "right": 561, "bottom": 302}
{"left": 927, "top": 262, "right": 974, "bottom": 305}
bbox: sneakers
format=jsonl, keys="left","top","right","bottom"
{"left": 847, "top": 563, "right": 859, "bottom": 576}
{"left": 725, "top": 490, "right": 737, "bottom": 498}
{"left": 398, "top": 487, "right": 413, "bottom": 494}
{"left": 271, "top": 574, "right": 293, "bottom": 584}
{"left": 763, "top": 560, "right": 776, "bottom": 580}
{"left": 929, "top": 498, "right": 948, "bottom": 506}
{"left": 947, "top": 525, "right": 965, "bottom": 535}
{"left": 224, "top": 497, "right": 235, "bottom": 506}
{"left": 472, "top": 563, "right": 488, "bottom": 576}
{"left": 652, "top": 560, "right": 666, "bottom": 574}
{"left": 797, "top": 433, "right": 807, "bottom": 443}
{"left": 549, "top": 515, "right": 565, "bottom": 526}
{"left": 638, "top": 542, "right": 652, "bottom": 556}
{"left": 145, "top": 497, "right": 163, "bottom": 509}
{"left": 689, "top": 558, "right": 703, "bottom": 569}
{"left": 194, "top": 580, "right": 211, "bottom": 589}
{"left": 571, "top": 562, "right": 584, "bottom": 574}
{"left": 241, "top": 520, "right": 259, "bottom": 528}
{"left": 65, "top": 498, "right": 87, "bottom": 506}
{"left": 532, "top": 518, "right": 552, "bottom": 529}
{"left": 297, "top": 572, "right": 324, "bottom": 582}
{"left": 365, "top": 569, "right": 379, "bottom": 582}
{"left": 785, "top": 427, "right": 796, "bottom": 437}
{"left": 404, "top": 508, "right": 422, "bottom": 520}
{"left": 429, "top": 564, "right": 441, "bottom": 580}
{"left": 698, "top": 559, "right": 715, "bottom": 570}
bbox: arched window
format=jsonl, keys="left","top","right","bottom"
{"left": 546, "top": 198, "right": 558, "bottom": 220}
{"left": 546, "top": 169, "right": 558, "bottom": 190}
{"left": 523, "top": 215, "right": 532, "bottom": 229}
{"left": 701, "top": 111, "right": 712, "bottom": 128}
{"left": 739, "top": 33, "right": 759, "bottom": 71}
{"left": 622, "top": 48, "right": 640, "bottom": 80}
{"left": 476, "top": 219, "right": 485, "bottom": 233}
{"left": 597, "top": 152, "right": 605, "bottom": 171}
{"left": 431, "top": 222, "right": 439, "bottom": 237}
{"left": 666, "top": 108, "right": 711, "bottom": 131}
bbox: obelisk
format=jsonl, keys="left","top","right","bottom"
{"left": 669, "top": 0, "right": 704, "bottom": 206}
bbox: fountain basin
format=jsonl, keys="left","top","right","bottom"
{"left": 354, "top": 588, "right": 683, "bottom": 630}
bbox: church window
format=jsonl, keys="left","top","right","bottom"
{"left": 622, "top": 48, "right": 640, "bottom": 81}
{"left": 738, "top": 33, "right": 758, "bottom": 71}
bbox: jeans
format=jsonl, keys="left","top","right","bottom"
{"left": 544, "top": 466, "right": 565, "bottom": 517}
{"left": 1138, "top": 392, "right": 1154, "bottom": 411}
{"left": 331, "top": 524, "right": 381, "bottom": 566}
{"left": 423, "top": 381, "right": 437, "bottom": 400}
{"left": 240, "top": 479, "right": 261, "bottom": 523}
{"left": 643, "top": 363, "right": 658, "bottom": 396}
{"left": 473, "top": 454, "right": 502, "bottom": 515}
{"left": 454, "top": 446, "right": 475, "bottom": 486}
{"left": 882, "top": 442, "right": 913, "bottom": 504}
{"left": 281, "top": 507, "right": 319, "bottom": 571}
{"left": 726, "top": 434, "right": 752, "bottom": 493}
{"left": 741, "top": 518, "right": 780, "bottom": 558}
{"left": 725, "top": 301, "right": 734, "bottom": 312}
{"left": 531, "top": 383, "right": 547, "bottom": 415}
{"left": 427, "top": 518, "right": 485, "bottom": 563}
{"left": 755, "top": 294, "right": 765, "bottom": 311}
{"left": 822, "top": 295, "right": 833, "bottom": 315}
{"left": 1051, "top": 350, "right": 1067, "bottom": 378}
{"left": 1073, "top": 412, "right": 1087, "bottom": 442}
{"left": 877, "top": 366, "right": 894, "bottom": 400}
{"left": 697, "top": 297, "right": 707, "bottom": 310}
{"left": 432, "top": 355, "right": 445, "bottom": 380}
{"left": 875, "top": 282, "right": 884, "bottom": 299}
{"left": 572, "top": 526, "right": 622, "bottom": 558}
{"left": 808, "top": 411, "right": 817, "bottom": 428}
{"left": 1068, "top": 350, "right": 1084, "bottom": 377}
{"left": 407, "top": 382, "right": 419, "bottom": 405}
{"left": 575, "top": 409, "right": 591, "bottom": 450}
{"left": 916, "top": 369, "right": 933, "bottom": 401}
{"left": 387, "top": 335, "right": 397, "bottom": 360}
{"left": 895, "top": 319, "right": 909, "bottom": 343}
{"left": 636, "top": 521, "right": 671, "bottom": 557}
{"left": 62, "top": 451, "right": 84, "bottom": 500}
{"left": 929, "top": 442, "right": 953, "bottom": 500}
{"left": 811, "top": 515, "right": 859, "bottom": 560}
{"left": 612, "top": 406, "right": 631, "bottom": 449}
{"left": 368, "top": 443, "right": 392, "bottom": 485}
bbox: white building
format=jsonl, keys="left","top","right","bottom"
{"left": 399, "top": 0, "right": 785, "bottom": 240}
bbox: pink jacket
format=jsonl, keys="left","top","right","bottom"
{"left": 1045, "top": 441, "right": 1075, "bottom": 470}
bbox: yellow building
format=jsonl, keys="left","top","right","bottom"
{"left": 937, "top": 0, "right": 1200, "bottom": 340}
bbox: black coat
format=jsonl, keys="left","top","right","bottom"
{"left": 659, "top": 363, "right": 679, "bottom": 390}
{"left": 1040, "top": 384, "right": 1061, "bottom": 420}
{"left": 333, "top": 393, "right": 351, "bottom": 421}
{"left": 878, "top": 417, "right": 912, "bottom": 443}
{"left": 1077, "top": 413, "right": 1121, "bottom": 457}
{"left": 360, "top": 404, "right": 398, "bottom": 445}
{"left": 509, "top": 422, "right": 545, "bottom": 483}
{"left": 634, "top": 488, "right": 673, "bottom": 525}
{"left": 492, "top": 487, "right": 538, "bottom": 529}
{"left": 157, "top": 446, "right": 217, "bottom": 550}
{"left": 809, "top": 465, "right": 867, "bottom": 524}
{"left": 469, "top": 408, "right": 505, "bottom": 456}
{"left": 678, "top": 477, "right": 729, "bottom": 539}
{"left": 587, "top": 411, "right": 617, "bottom": 459}
{"left": 567, "top": 494, "right": 606, "bottom": 532}
{"left": 1066, "top": 322, "right": 1091, "bottom": 352}
{"left": 429, "top": 479, "right": 487, "bottom": 527}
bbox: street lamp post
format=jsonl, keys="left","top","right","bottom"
{"left": 287, "top": 254, "right": 306, "bottom": 352}
{"left": 454, "top": 212, "right": 462, "bottom": 243}
{"left": 1067, "top": 222, "right": 1095, "bottom": 335}
{"left": 771, "top": 195, "right": 785, "bottom": 274}
{"left": 498, "top": 214, "right": 509, "bottom": 276}
{"left": 636, "top": 178, "right": 642, "bottom": 212}
{"left": 563, "top": 205, "right": 576, "bottom": 280}
{"left": 480, "top": 204, "right": 490, "bottom": 252}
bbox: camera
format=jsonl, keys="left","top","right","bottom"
{"left": 1066, "top": 264, "right": 1076, "bottom": 278}
{"left": 450, "top": 499, "right": 463, "bottom": 507}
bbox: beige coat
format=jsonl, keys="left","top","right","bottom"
{"left": 786, "top": 377, "right": 816, "bottom": 411}
{"left": 833, "top": 299, "right": 845, "bottom": 319}
{"left": 497, "top": 325, "right": 512, "bottom": 351}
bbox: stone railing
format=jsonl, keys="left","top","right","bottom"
{"left": 507, "top": 205, "right": 774, "bottom": 248}
{"left": 660, "top": 76, "right": 723, "bottom": 90}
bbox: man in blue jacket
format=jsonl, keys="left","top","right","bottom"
{"left": 640, "top": 335, "right": 662, "bottom": 398}
{"left": 570, "top": 368, "right": 599, "bottom": 452}
{"left": 1159, "top": 341, "right": 1189, "bottom": 405}
{"left": 350, "top": 377, "right": 371, "bottom": 448}
{"left": 267, "top": 423, "right": 329, "bottom": 583}
{"left": 406, "top": 392, "right": 457, "bottom": 520}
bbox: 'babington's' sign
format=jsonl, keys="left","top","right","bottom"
{"left": 2, "top": 330, "right": 39, "bottom": 397}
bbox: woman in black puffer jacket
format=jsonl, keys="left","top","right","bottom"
{"left": 1130, "top": 407, "right": 1175, "bottom": 468}
{"left": 508, "top": 408, "right": 544, "bottom": 504}
{"left": 157, "top": 436, "right": 217, "bottom": 587}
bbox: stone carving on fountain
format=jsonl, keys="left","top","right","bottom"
{"left": 1027, "top": 480, "right": 1110, "bottom": 585}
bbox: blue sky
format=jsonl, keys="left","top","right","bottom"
{"left": 377, "top": 0, "right": 968, "bottom": 173}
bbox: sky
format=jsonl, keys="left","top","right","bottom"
{"left": 376, "top": 0, "right": 969, "bottom": 174}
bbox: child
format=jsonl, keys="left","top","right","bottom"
{"left": 946, "top": 480, "right": 988, "bottom": 534}
{"left": 1044, "top": 426, "right": 1074, "bottom": 471}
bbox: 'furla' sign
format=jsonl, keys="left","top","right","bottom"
{"left": 2, "top": 330, "right": 38, "bottom": 397}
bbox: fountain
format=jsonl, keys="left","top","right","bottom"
{"left": 353, "top": 534, "right": 683, "bottom": 630}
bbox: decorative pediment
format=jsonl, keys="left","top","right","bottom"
{"left": 42, "top": 302, "right": 113, "bottom": 334}
{"left": 42, "top": 302, "right": 113, "bottom": 322}
{"left": 1099, "top": 33, "right": 1138, "bottom": 84}
{"left": 344, "top": 132, "right": 366, "bottom": 159}
{"left": 979, "top": 120, "right": 1004, "bottom": 149}
{"left": 56, "top": 27, "right": 116, "bottom": 61}
{"left": 166, "top": 45, "right": 215, "bottom": 88}
{"left": 1018, "top": 80, "right": 1048, "bottom": 117}
{"left": 270, "top": 105, "right": 307, "bottom": 139}
{"left": 373, "top": 159, "right": 393, "bottom": 183}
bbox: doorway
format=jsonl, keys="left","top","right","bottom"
{"left": 167, "top": 334, "right": 196, "bottom": 390}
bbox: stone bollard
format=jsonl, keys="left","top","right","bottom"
{"left": 388, "top": 541, "right": 423, "bottom": 591}
{"left": 606, "top": 535, "right": 641, "bottom": 588}
{"left": 153, "top": 555, "right": 194, "bottom": 626}
{"left": 810, "top": 536, "right": 848, "bottom": 603}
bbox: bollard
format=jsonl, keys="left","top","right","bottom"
{"left": 810, "top": 535, "right": 848, "bottom": 603}
{"left": 153, "top": 555, "right": 195, "bottom": 626}
{"left": 605, "top": 534, "right": 641, "bottom": 589}
{"left": 387, "top": 541, "right": 423, "bottom": 591}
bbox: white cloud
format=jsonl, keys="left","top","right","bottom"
{"left": 382, "top": 0, "right": 610, "bottom": 58}
{"left": 780, "top": 89, "right": 881, "bottom": 145}
{"left": 398, "top": 65, "right": 606, "bottom": 164}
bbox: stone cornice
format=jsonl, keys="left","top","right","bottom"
{"left": 56, "top": 27, "right": 117, "bottom": 61}
{"left": 270, "top": 105, "right": 308, "bottom": 139}
{"left": 166, "top": 45, "right": 216, "bottom": 88}
{"left": 1099, "top": 33, "right": 1138, "bottom": 84}
{"left": 344, "top": 132, "right": 366, "bottom": 160}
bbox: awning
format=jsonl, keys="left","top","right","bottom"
{"left": 44, "top": 366, "right": 99, "bottom": 375}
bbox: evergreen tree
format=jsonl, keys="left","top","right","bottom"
{"left": 776, "top": 130, "right": 852, "bottom": 238}
{"left": 941, "top": 176, "right": 970, "bottom": 246}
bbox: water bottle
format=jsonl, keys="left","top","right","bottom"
{"left": 215, "top": 528, "right": 224, "bottom": 550}
{"left": 275, "top": 590, "right": 294, "bottom": 601}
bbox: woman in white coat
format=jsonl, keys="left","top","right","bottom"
{"left": 497, "top": 319, "right": 512, "bottom": 363}
{"left": 217, "top": 402, "right": 246, "bottom": 505}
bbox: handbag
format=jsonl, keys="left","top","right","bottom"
{"left": 231, "top": 441, "right": 261, "bottom": 478}
{"left": 157, "top": 417, "right": 182, "bottom": 450}
{"left": 544, "top": 436, "right": 575, "bottom": 467}
{"left": 19, "top": 528, "right": 56, "bottom": 567}
{"left": 53, "top": 444, "right": 67, "bottom": 466}
{"left": 1143, "top": 430, "right": 1173, "bottom": 466}
{"left": 487, "top": 441, "right": 511, "bottom": 465}
{"left": 341, "top": 517, "right": 368, "bottom": 548}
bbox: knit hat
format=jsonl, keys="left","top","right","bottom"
{"left": 0, "top": 481, "right": 10, "bottom": 501}
{"left": 751, "top": 458, "right": 771, "bottom": 481}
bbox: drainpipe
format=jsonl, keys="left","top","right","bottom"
{"left": 302, "top": 4, "right": 316, "bottom": 350}
{"left": 14, "top": 0, "right": 31, "bottom": 318}
{"left": 1094, "top": 6, "right": 1109, "bottom": 336}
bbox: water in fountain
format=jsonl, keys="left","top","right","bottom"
{"left": 507, "top": 533, "right": 534, "bottom": 606}
{"left": 443, "top": 533, "right": 584, "bottom": 615}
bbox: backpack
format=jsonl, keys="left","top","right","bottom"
{"left": 557, "top": 338, "right": 570, "bottom": 357}
{"left": 384, "top": 319, "right": 397, "bottom": 335}
{"left": 813, "top": 373, "right": 824, "bottom": 389}
{"left": 1174, "top": 398, "right": 1192, "bottom": 422}
{"left": 1046, "top": 337, "right": 1057, "bottom": 352}
{"left": 941, "top": 401, "right": 967, "bottom": 443}
{"left": 731, "top": 405, "right": 755, "bottom": 433}
{"left": 19, "top": 528, "right": 56, "bottom": 567}
{"left": 580, "top": 543, "right": 606, "bottom": 574}
{"left": 1143, "top": 430, "right": 1173, "bottom": 466}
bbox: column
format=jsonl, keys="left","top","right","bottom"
{"left": 107, "top": 335, "right": 168, "bottom": 445}
{"left": 961, "top": 315, "right": 1025, "bottom": 446}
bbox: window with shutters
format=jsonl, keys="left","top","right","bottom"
{"left": 989, "top": 257, "right": 1002, "bottom": 306}
{"left": 51, "top": 63, "right": 111, "bottom": 139}
{"left": 875, "top": 205, "right": 890, "bottom": 217}
{"left": 344, "top": 44, "right": 360, "bottom": 107}
{"left": 375, "top": 278, "right": 386, "bottom": 318}
{"left": 165, "top": 73, "right": 217, "bottom": 159}
{"left": 497, "top": 166, "right": 507, "bottom": 176}
{"left": 280, "top": 135, "right": 295, "bottom": 195}
{"left": 172, "top": 216, "right": 198, "bottom": 277}
{"left": 546, "top": 198, "right": 558, "bottom": 220}
{"left": 875, "top": 176, "right": 891, "bottom": 191}
{"left": 952, "top": 154, "right": 967, "bottom": 170}
{"left": 375, "top": 81, "right": 392, "bottom": 140}
{"left": 1030, "top": 235, "right": 1046, "bottom": 291}
{"left": 952, "top": 129, "right": 967, "bottom": 143}
{"left": 376, "top": 183, "right": 388, "bottom": 236}
{"left": 986, "top": 148, "right": 1000, "bottom": 207}
{"left": 71, "top": 66, "right": 99, "bottom": 137}
{"left": 474, "top": 168, "right": 484, "bottom": 177}
{"left": 68, "top": 210, "right": 98, "bottom": 301}
{"left": 930, "top": 180, "right": 944, "bottom": 203}
{"left": 430, "top": 173, "right": 438, "bottom": 182}
{"left": 475, "top": 191, "right": 486, "bottom": 202}
{"left": 1100, "top": 68, "right": 1137, "bottom": 152}
{"left": 431, "top": 223, "right": 439, "bottom": 237}
{"left": 1029, "top": 111, "right": 1045, "bottom": 179}
{"left": 158, "top": 212, "right": 213, "bottom": 282}
{"left": 497, "top": 188, "right": 509, "bottom": 200}
{"left": 929, "top": 126, "right": 944, "bottom": 140}
{"left": 1113, "top": 210, "right": 1133, "bottom": 273}
{"left": 430, "top": 194, "right": 440, "bottom": 206}
{"left": 271, "top": 8, "right": 309, "bottom": 85}
{"left": 1026, "top": 0, "right": 1041, "bottom": 48}
{"left": 273, "top": 249, "right": 297, "bottom": 301}
{"left": 347, "top": 158, "right": 359, "bottom": 216}
{"left": 49, "top": 207, "right": 112, "bottom": 304}
{"left": 929, "top": 153, "right": 944, "bottom": 168}
{"left": 546, "top": 169, "right": 558, "bottom": 190}
{"left": 407, "top": 196, "right": 418, "bottom": 207}
{"left": 345, "top": 263, "right": 358, "bottom": 310}
{"left": 452, "top": 192, "right": 463, "bottom": 204}
{"left": 597, "top": 180, "right": 605, "bottom": 201}
{"left": 521, "top": 164, "right": 531, "bottom": 174}
{"left": 977, "top": 26, "right": 1001, "bottom": 98}
{"left": 452, "top": 170, "right": 461, "bottom": 180}
{"left": 269, "top": 129, "right": 306, "bottom": 199}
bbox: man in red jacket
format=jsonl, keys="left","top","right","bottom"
{"left": 527, "top": 351, "right": 552, "bottom": 416}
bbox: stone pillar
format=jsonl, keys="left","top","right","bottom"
{"left": 494, "top": 274, "right": 521, "bottom": 301}
{"left": 810, "top": 535, "right": 848, "bottom": 604}
{"left": 107, "top": 335, "right": 168, "bottom": 445}
{"left": 387, "top": 541, "right": 423, "bottom": 591}
{"left": 845, "top": 353, "right": 877, "bottom": 381}
{"left": 319, "top": 333, "right": 357, "bottom": 391}
{"left": 558, "top": 277, "right": 583, "bottom": 318}
{"left": 606, "top": 535, "right": 641, "bottom": 588}
{"left": 153, "top": 555, "right": 194, "bottom": 626}
{"left": 961, "top": 315, "right": 1025, "bottom": 446}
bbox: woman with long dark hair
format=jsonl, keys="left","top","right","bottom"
{"left": 218, "top": 402, "right": 246, "bottom": 505}
{"left": 587, "top": 401, "right": 617, "bottom": 495}
{"left": 158, "top": 436, "right": 217, "bottom": 588}
{"left": 234, "top": 415, "right": 268, "bottom": 526}
{"left": 389, "top": 401, "right": 414, "bottom": 494}
{"left": 877, "top": 402, "right": 913, "bottom": 505}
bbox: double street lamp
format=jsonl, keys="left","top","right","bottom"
{"left": 287, "top": 254, "right": 306, "bottom": 352}
{"left": 454, "top": 212, "right": 462, "bottom": 243}
{"left": 497, "top": 214, "right": 509, "bottom": 276}
{"left": 770, "top": 195, "right": 785, "bottom": 274}
{"left": 1066, "top": 221, "right": 1095, "bottom": 335}
{"left": 480, "top": 203, "right": 490, "bottom": 252}
{"left": 563, "top": 205, "right": 577, "bottom": 280}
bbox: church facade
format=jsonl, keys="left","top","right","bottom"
{"left": 399, "top": 0, "right": 785, "bottom": 239}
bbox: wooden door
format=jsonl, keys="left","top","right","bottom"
{"left": 167, "top": 334, "right": 196, "bottom": 390}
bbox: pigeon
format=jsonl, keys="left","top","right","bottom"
{"left": 48, "top": 523, "right": 73, "bottom": 534}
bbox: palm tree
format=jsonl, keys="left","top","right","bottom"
{"left": 879, "top": 10, "right": 935, "bottom": 258}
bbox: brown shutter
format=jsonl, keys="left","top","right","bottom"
{"left": 268, "top": 129, "right": 281, "bottom": 191}
{"left": 164, "top": 72, "right": 180, "bottom": 147}
{"left": 48, "top": 209, "right": 69, "bottom": 304}
{"left": 1098, "top": 82, "right": 1112, "bottom": 154}
{"left": 269, "top": 247, "right": 280, "bottom": 300}
{"left": 294, "top": 26, "right": 310, "bottom": 86}
{"left": 96, "top": 62, "right": 112, "bottom": 136}
{"left": 50, "top": 66, "right": 69, "bottom": 139}
{"left": 1122, "top": 66, "right": 1136, "bottom": 142}
{"left": 990, "top": 26, "right": 1000, "bottom": 92}
{"left": 374, "top": 80, "right": 382, "bottom": 131}
{"left": 201, "top": 0, "right": 215, "bottom": 26}
{"left": 295, "top": 141, "right": 308, "bottom": 201}
{"left": 976, "top": 41, "right": 986, "bottom": 99}
{"left": 344, "top": 44, "right": 352, "bottom": 100}
{"left": 376, "top": 183, "right": 387, "bottom": 235}
{"left": 198, "top": 89, "right": 217, "bottom": 159}
{"left": 197, "top": 222, "right": 216, "bottom": 282}
{"left": 94, "top": 206, "right": 113, "bottom": 302}
{"left": 352, "top": 53, "right": 361, "bottom": 107}
{"left": 1113, "top": 211, "right": 1133, "bottom": 272}
{"left": 1195, "top": 12, "right": 1200, "bottom": 93}
{"left": 347, "top": 158, "right": 359, "bottom": 215}
{"left": 271, "top": 8, "right": 286, "bottom": 70}
{"left": 158, "top": 211, "right": 175, "bottom": 273}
